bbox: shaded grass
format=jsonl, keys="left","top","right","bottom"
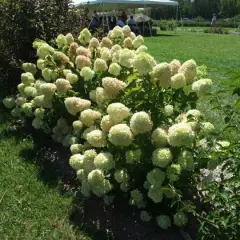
{"left": 0, "top": 113, "right": 89, "bottom": 240}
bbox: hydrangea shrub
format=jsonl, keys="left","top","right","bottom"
{"left": 3, "top": 26, "right": 220, "bottom": 229}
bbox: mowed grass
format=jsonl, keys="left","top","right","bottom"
{"left": 0, "top": 31, "right": 240, "bottom": 239}
{"left": 145, "top": 31, "right": 240, "bottom": 81}
{"left": 145, "top": 31, "right": 240, "bottom": 129}
{"left": 0, "top": 114, "right": 88, "bottom": 240}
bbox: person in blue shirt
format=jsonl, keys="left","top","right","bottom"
{"left": 116, "top": 17, "right": 125, "bottom": 27}
{"left": 128, "top": 15, "right": 136, "bottom": 26}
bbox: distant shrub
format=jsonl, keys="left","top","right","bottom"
{"left": 194, "top": 16, "right": 205, "bottom": 22}
{"left": 167, "top": 20, "right": 177, "bottom": 31}
{"left": 204, "top": 27, "right": 229, "bottom": 34}
{"left": 181, "top": 21, "right": 239, "bottom": 28}
{"left": 159, "top": 20, "right": 177, "bottom": 31}
{"left": 159, "top": 20, "right": 168, "bottom": 30}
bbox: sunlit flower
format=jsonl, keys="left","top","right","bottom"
{"left": 65, "top": 33, "right": 74, "bottom": 45}
{"left": 56, "top": 78, "right": 72, "bottom": 93}
{"left": 108, "top": 63, "right": 122, "bottom": 76}
{"left": 133, "top": 35, "right": 144, "bottom": 49}
{"left": 80, "top": 67, "right": 95, "bottom": 81}
{"left": 100, "top": 115, "right": 115, "bottom": 132}
{"left": 171, "top": 73, "right": 186, "bottom": 89}
{"left": 78, "top": 28, "right": 91, "bottom": 44}
{"left": 178, "top": 59, "right": 197, "bottom": 84}
{"left": 168, "top": 123, "right": 195, "bottom": 147}
{"left": 130, "top": 111, "right": 153, "bottom": 134}
{"left": 152, "top": 148, "right": 172, "bottom": 168}
{"left": 100, "top": 37, "right": 113, "bottom": 48}
{"left": 22, "top": 63, "right": 37, "bottom": 75}
{"left": 132, "top": 52, "right": 156, "bottom": 75}
{"left": 89, "top": 37, "right": 100, "bottom": 48}
{"left": 21, "top": 72, "right": 35, "bottom": 85}
{"left": 76, "top": 46, "right": 91, "bottom": 58}
{"left": 107, "top": 103, "right": 130, "bottom": 123}
{"left": 102, "top": 77, "right": 127, "bottom": 99}
{"left": 109, "top": 124, "right": 133, "bottom": 146}
{"left": 75, "top": 55, "right": 91, "bottom": 69}
{"left": 80, "top": 109, "right": 102, "bottom": 127}
{"left": 192, "top": 78, "right": 212, "bottom": 97}
{"left": 64, "top": 97, "right": 91, "bottom": 115}
{"left": 152, "top": 63, "right": 171, "bottom": 88}
{"left": 94, "top": 152, "right": 115, "bottom": 171}
{"left": 170, "top": 59, "right": 181, "bottom": 75}
{"left": 56, "top": 34, "right": 67, "bottom": 48}
{"left": 119, "top": 49, "right": 136, "bottom": 68}
{"left": 86, "top": 129, "right": 106, "bottom": 148}
{"left": 123, "top": 37, "right": 133, "bottom": 49}
{"left": 152, "top": 128, "right": 168, "bottom": 147}
{"left": 94, "top": 58, "right": 108, "bottom": 72}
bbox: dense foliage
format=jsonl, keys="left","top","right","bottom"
{"left": 197, "top": 72, "right": 240, "bottom": 239}
{"left": 151, "top": 0, "right": 240, "bottom": 19}
{"left": 3, "top": 25, "right": 233, "bottom": 232}
{"left": 0, "top": 0, "right": 87, "bottom": 97}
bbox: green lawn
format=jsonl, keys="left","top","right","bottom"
{"left": 146, "top": 31, "right": 240, "bottom": 81}
{"left": 146, "top": 31, "right": 240, "bottom": 130}
{"left": 1, "top": 31, "right": 240, "bottom": 239}
{"left": 0, "top": 113, "right": 88, "bottom": 240}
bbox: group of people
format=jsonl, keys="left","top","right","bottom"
{"left": 89, "top": 11, "right": 139, "bottom": 34}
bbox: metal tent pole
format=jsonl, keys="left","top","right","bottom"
{"left": 87, "top": 1, "right": 103, "bottom": 29}
{"left": 175, "top": 4, "right": 179, "bottom": 34}
{"left": 143, "top": 0, "right": 147, "bottom": 37}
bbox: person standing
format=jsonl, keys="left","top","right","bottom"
{"left": 211, "top": 13, "right": 217, "bottom": 27}
{"left": 121, "top": 11, "right": 128, "bottom": 24}
{"left": 94, "top": 10, "right": 99, "bottom": 21}
{"left": 116, "top": 17, "right": 125, "bottom": 27}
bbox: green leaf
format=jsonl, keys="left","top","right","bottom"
{"left": 233, "top": 87, "right": 240, "bottom": 96}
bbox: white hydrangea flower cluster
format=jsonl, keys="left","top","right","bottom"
{"left": 152, "top": 63, "right": 172, "bottom": 88}
{"left": 5, "top": 26, "right": 220, "bottom": 230}
{"left": 178, "top": 59, "right": 197, "bottom": 84}
{"left": 130, "top": 111, "right": 153, "bottom": 134}
{"left": 102, "top": 77, "right": 127, "bottom": 100}
{"left": 132, "top": 52, "right": 156, "bottom": 75}
{"left": 168, "top": 123, "right": 195, "bottom": 147}
{"left": 64, "top": 97, "right": 91, "bottom": 115}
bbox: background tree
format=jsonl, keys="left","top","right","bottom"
{"left": 0, "top": 0, "right": 87, "bottom": 97}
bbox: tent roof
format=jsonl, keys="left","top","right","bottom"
{"left": 73, "top": 0, "right": 178, "bottom": 10}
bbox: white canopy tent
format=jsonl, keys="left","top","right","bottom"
{"left": 72, "top": 0, "right": 179, "bottom": 36}
{"left": 73, "top": 0, "right": 178, "bottom": 11}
